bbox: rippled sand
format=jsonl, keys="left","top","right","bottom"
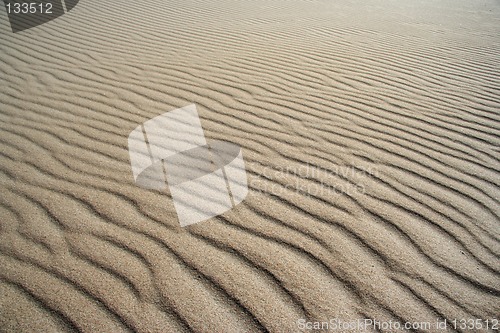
{"left": 0, "top": 0, "right": 499, "bottom": 332}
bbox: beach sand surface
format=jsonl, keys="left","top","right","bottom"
{"left": 0, "top": 0, "right": 499, "bottom": 332}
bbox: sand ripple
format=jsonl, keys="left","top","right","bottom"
{"left": 1, "top": 0, "right": 499, "bottom": 332}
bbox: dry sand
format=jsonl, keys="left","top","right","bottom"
{"left": 0, "top": 0, "right": 499, "bottom": 332}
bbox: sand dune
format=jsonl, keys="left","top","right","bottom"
{"left": 0, "top": 0, "right": 499, "bottom": 332}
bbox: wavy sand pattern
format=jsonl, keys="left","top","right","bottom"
{"left": 0, "top": 0, "right": 499, "bottom": 332}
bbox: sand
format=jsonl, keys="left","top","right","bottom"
{"left": 0, "top": 0, "right": 499, "bottom": 332}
